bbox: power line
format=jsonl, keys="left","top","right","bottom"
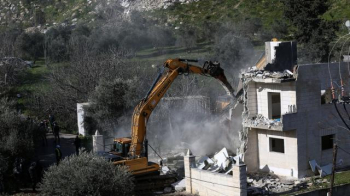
{"left": 333, "top": 101, "right": 350, "bottom": 130}
{"left": 338, "top": 37, "right": 350, "bottom": 82}
{"left": 328, "top": 34, "right": 350, "bottom": 85}
{"left": 188, "top": 176, "right": 248, "bottom": 190}
{"left": 343, "top": 104, "right": 350, "bottom": 120}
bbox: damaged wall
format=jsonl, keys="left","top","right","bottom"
{"left": 184, "top": 150, "right": 247, "bottom": 196}
{"left": 246, "top": 82, "right": 296, "bottom": 119}
{"left": 243, "top": 62, "right": 350, "bottom": 178}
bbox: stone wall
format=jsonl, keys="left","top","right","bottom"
{"left": 184, "top": 150, "right": 247, "bottom": 196}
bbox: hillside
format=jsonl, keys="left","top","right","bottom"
{"left": 1, "top": 0, "right": 349, "bottom": 32}
{"left": 0, "top": 0, "right": 198, "bottom": 29}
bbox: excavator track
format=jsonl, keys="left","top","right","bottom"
{"left": 134, "top": 173, "right": 178, "bottom": 195}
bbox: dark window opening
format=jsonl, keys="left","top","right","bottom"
{"left": 268, "top": 92, "right": 281, "bottom": 119}
{"left": 269, "top": 137, "right": 285, "bottom": 153}
{"left": 322, "top": 134, "right": 334, "bottom": 150}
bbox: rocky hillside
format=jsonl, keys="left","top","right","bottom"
{"left": 0, "top": 0, "right": 96, "bottom": 28}
{"left": 121, "top": 0, "right": 199, "bottom": 11}
{"left": 0, "top": 0, "right": 199, "bottom": 30}
{"left": 1, "top": 0, "right": 349, "bottom": 33}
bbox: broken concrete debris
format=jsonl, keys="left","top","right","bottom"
{"left": 243, "top": 114, "right": 282, "bottom": 129}
{"left": 309, "top": 159, "right": 333, "bottom": 177}
{"left": 195, "top": 147, "right": 242, "bottom": 174}
{"left": 161, "top": 165, "right": 170, "bottom": 174}
{"left": 171, "top": 179, "right": 185, "bottom": 192}
{"left": 247, "top": 172, "right": 310, "bottom": 195}
{"left": 242, "top": 66, "right": 295, "bottom": 82}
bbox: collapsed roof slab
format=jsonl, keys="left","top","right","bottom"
{"left": 252, "top": 78, "right": 295, "bottom": 84}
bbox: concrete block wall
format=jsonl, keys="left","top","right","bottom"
{"left": 295, "top": 63, "right": 350, "bottom": 177}
{"left": 281, "top": 112, "right": 298, "bottom": 131}
{"left": 244, "top": 128, "right": 259, "bottom": 172}
{"left": 184, "top": 153, "right": 247, "bottom": 196}
{"left": 256, "top": 82, "right": 296, "bottom": 119}
{"left": 257, "top": 129, "right": 298, "bottom": 178}
{"left": 296, "top": 105, "right": 350, "bottom": 177}
{"left": 247, "top": 82, "right": 257, "bottom": 117}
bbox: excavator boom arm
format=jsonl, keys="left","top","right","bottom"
{"left": 129, "top": 59, "right": 235, "bottom": 157}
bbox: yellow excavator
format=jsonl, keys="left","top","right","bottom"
{"left": 110, "top": 58, "right": 235, "bottom": 192}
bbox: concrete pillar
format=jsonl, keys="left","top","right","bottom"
{"left": 232, "top": 157, "right": 247, "bottom": 196}
{"left": 184, "top": 149, "right": 195, "bottom": 194}
{"left": 77, "top": 103, "right": 89, "bottom": 136}
{"left": 93, "top": 130, "right": 104, "bottom": 153}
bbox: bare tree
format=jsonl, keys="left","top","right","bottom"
{"left": 29, "top": 35, "right": 153, "bottom": 132}
{"left": 0, "top": 29, "right": 26, "bottom": 95}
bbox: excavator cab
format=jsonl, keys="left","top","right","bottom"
{"left": 111, "top": 137, "right": 149, "bottom": 159}
{"left": 111, "top": 137, "right": 131, "bottom": 157}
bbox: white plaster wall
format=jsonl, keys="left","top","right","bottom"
{"left": 256, "top": 82, "right": 296, "bottom": 119}
{"left": 265, "top": 41, "right": 282, "bottom": 64}
{"left": 77, "top": 103, "right": 89, "bottom": 136}
{"left": 257, "top": 129, "right": 298, "bottom": 178}
{"left": 190, "top": 167, "right": 246, "bottom": 196}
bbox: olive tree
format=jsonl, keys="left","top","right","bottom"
{"left": 40, "top": 152, "right": 134, "bottom": 196}
{"left": 0, "top": 98, "right": 37, "bottom": 192}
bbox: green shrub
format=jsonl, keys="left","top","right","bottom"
{"left": 40, "top": 152, "right": 134, "bottom": 196}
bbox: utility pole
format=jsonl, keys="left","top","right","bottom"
{"left": 329, "top": 143, "right": 338, "bottom": 196}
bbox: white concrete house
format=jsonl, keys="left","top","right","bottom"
{"left": 242, "top": 41, "right": 350, "bottom": 178}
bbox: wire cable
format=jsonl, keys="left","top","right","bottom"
{"left": 334, "top": 101, "right": 350, "bottom": 130}
{"left": 328, "top": 34, "right": 350, "bottom": 99}
{"left": 338, "top": 37, "right": 350, "bottom": 82}
{"left": 187, "top": 176, "right": 248, "bottom": 190}
{"left": 343, "top": 103, "right": 350, "bottom": 120}
{"left": 348, "top": 45, "right": 350, "bottom": 79}
{"left": 339, "top": 37, "right": 350, "bottom": 97}
{"left": 148, "top": 143, "right": 164, "bottom": 161}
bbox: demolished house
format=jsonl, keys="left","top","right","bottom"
{"left": 241, "top": 40, "right": 350, "bottom": 178}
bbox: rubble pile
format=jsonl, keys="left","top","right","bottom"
{"left": 160, "top": 151, "right": 186, "bottom": 178}
{"left": 158, "top": 147, "right": 240, "bottom": 194}
{"left": 242, "top": 66, "right": 294, "bottom": 80}
{"left": 196, "top": 147, "right": 241, "bottom": 174}
{"left": 247, "top": 172, "right": 311, "bottom": 195}
{"left": 244, "top": 114, "right": 282, "bottom": 129}
{"left": 158, "top": 154, "right": 186, "bottom": 194}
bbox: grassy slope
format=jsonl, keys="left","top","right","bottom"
{"left": 16, "top": 0, "right": 350, "bottom": 114}
{"left": 288, "top": 170, "right": 350, "bottom": 195}
{"left": 16, "top": 60, "right": 50, "bottom": 115}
